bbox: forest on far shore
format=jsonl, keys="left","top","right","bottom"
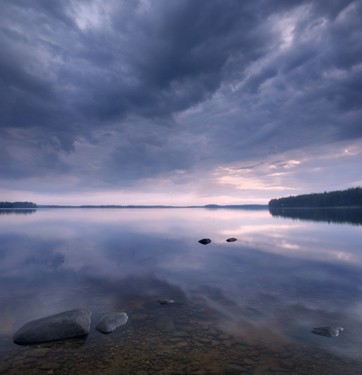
{"left": 0, "top": 201, "right": 37, "bottom": 208}
{"left": 269, "top": 187, "right": 362, "bottom": 208}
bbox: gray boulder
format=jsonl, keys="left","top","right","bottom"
{"left": 226, "top": 238, "right": 237, "bottom": 242}
{"left": 95, "top": 312, "right": 128, "bottom": 334}
{"left": 198, "top": 238, "right": 211, "bottom": 245}
{"left": 13, "top": 309, "right": 91, "bottom": 344}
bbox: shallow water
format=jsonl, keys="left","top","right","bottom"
{"left": 0, "top": 208, "right": 362, "bottom": 374}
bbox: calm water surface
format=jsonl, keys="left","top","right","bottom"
{"left": 0, "top": 208, "right": 362, "bottom": 374}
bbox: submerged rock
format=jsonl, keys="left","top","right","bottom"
{"left": 226, "top": 238, "right": 237, "bottom": 242}
{"left": 95, "top": 312, "right": 128, "bottom": 334}
{"left": 198, "top": 238, "right": 211, "bottom": 245}
{"left": 158, "top": 299, "right": 175, "bottom": 305}
{"left": 311, "top": 326, "right": 344, "bottom": 338}
{"left": 13, "top": 309, "right": 91, "bottom": 345}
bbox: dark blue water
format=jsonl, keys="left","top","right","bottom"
{"left": 0, "top": 208, "right": 361, "bottom": 374}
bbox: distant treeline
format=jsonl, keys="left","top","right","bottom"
{"left": 269, "top": 187, "right": 362, "bottom": 208}
{"left": 204, "top": 204, "right": 267, "bottom": 210}
{"left": 37, "top": 204, "right": 268, "bottom": 209}
{"left": 0, "top": 201, "right": 37, "bottom": 208}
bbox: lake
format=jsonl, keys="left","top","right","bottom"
{"left": 0, "top": 208, "right": 362, "bottom": 374}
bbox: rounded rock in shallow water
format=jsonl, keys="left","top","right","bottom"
{"left": 198, "top": 238, "right": 211, "bottom": 245}
{"left": 13, "top": 309, "right": 91, "bottom": 345}
{"left": 226, "top": 238, "right": 237, "bottom": 242}
{"left": 95, "top": 312, "right": 128, "bottom": 334}
{"left": 158, "top": 299, "right": 175, "bottom": 305}
{"left": 311, "top": 326, "right": 344, "bottom": 337}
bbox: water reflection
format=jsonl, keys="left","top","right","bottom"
{"left": 0, "top": 208, "right": 362, "bottom": 373}
{"left": 0, "top": 209, "right": 36, "bottom": 215}
{"left": 269, "top": 207, "right": 362, "bottom": 226}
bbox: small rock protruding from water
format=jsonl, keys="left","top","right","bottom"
{"left": 158, "top": 299, "right": 175, "bottom": 305}
{"left": 13, "top": 309, "right": 92, "bottom": 345}
{"left": 95, "top": 312, "right": 128, "bottom": 334}
{"left": 311, "top": 326, "right": 344, "bottom": 338}
{"left": 199, "top": 238, "right": 211, "bottom": 245}
{"left": 226, "top": 238, "right": 237, "bottom": 242}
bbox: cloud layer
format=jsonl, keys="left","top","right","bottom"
{"left": 1, "top": 0, "right": 361, "bottom": 203}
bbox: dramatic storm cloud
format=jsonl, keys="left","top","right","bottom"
{"left": 1, "top": 0, "right": 361, "bottom": 204}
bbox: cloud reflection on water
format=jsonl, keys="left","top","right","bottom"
{"left": 0, "top": 208, "right": 362, "bottom": 360}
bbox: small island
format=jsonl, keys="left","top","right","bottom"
{"left": 268, "top": 187, "right": 362, "bottom": 208}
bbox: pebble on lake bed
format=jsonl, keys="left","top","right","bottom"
{"left": 198, "top": 238, "right": 211, "bottom": 245}
{"left": 311, "top": 326, "right": 344, "bottom": 337}
{"left": 158, "top": 299, "right": 175, "bottom": 305}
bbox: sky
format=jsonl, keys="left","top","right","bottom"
{"left": 0, "top": 0, "right": 361, "bottom": 205}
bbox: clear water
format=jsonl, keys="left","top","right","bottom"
{"left": 0, "top": 208, "right": 362, "bottom": 374}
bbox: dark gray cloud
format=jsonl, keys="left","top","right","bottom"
{"left": 0, "top": 0, "right": 361, "bottom": 200}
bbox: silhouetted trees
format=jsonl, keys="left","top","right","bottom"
{"left": 269, "top": 187, "right": 362, "bottom": 208}
{"left": 0, "top": 201, "right": 37, "bottom": 208}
